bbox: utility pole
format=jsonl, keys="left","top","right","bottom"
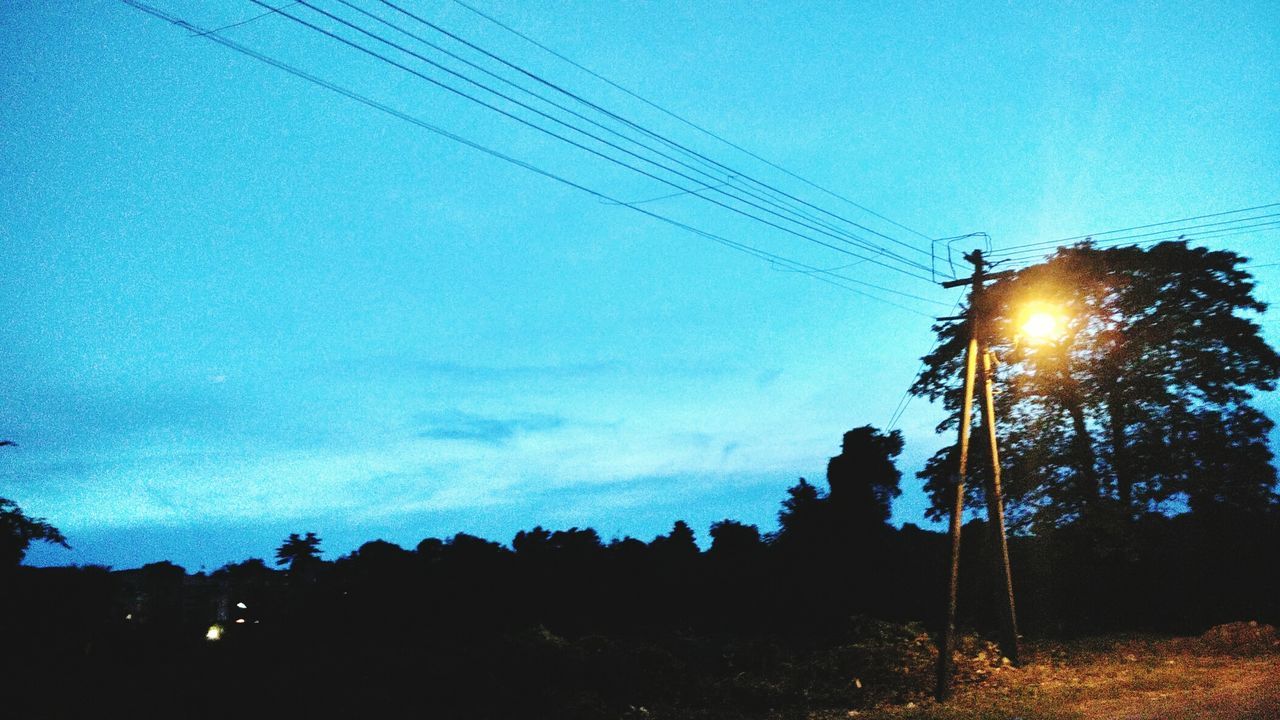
{"left": 934, "top": 273, "right": 978, "bottom": 702}
{"left": 934, "top": 249, "right": 1019, "bottom": 701}
{"left": 979, "top": 348, "right": 1019, "bottom": 666}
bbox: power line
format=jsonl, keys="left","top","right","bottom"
{"left": 335, "top": 0, "right": 868, "bottom": 256}
{"left": 118, "top": 0, "right": 945, "bottom": 319}
{"left": 989, "top": 202, "right": 1280, "bottom": 257}
{"left": 381, "top": 0, "right": 942, "bottom": 266}
{"left": 320, "top": 0, "right": 935, "bottom": 277}
{"left": 599, "top": 182, "right": 732, "bottom": 206}
{"left": 447, "top": 0, "right": 938, "bottom": 245}
{"left": 887, "top": 297, "right": 963, "bottom": 431}
{"left": 999, "top": 218, "right": 1280, "bottom": 261}
{"left": 375, "top": 0, "right": 937, "bottom": 266}
{"left": 999, "top": 220, "right": 1280, "bottom": 269}
{"left": 991, "top": 212, "right": 1280, "bottom": 259}
{"left": 263, "top": 0, "right": 940, "bottom": 283}
{"left": 355, "top": 0, "right": 938, "bottom": 272}
{"left": 188, "top": 0, "right": 298, "bottom": 36}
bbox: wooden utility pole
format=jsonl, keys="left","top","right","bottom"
{"left": 979, "top": 348, "right": 1020, "bottom": 665}
{"left": 934, "top": 249, "right": 1019, "bottom": 701}
{"left": 934, "top": 283, "right": 978, "bottom": 701}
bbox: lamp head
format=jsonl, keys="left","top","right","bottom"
{"left": 1018, "top": 302, "right": 1067, "bottom": 345}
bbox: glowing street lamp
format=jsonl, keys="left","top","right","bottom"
{"left": 1018, "top": 302, "right": 1068, "bottom": 345}
{"left": 1022, "top": 312, "right": 1060, "bottom": 342}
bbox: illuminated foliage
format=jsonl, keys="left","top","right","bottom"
{"left": 912, "top": 241, "right": 1280, "bottom": 529}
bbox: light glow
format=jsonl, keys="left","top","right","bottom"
{"left": 205, "top": 624, "right": 223, "bottom": 641}
{"left": 1019, "top": 303, "right": 1067, "bottom": 345}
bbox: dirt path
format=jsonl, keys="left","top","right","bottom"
{"left": 1074, "top": 656, "right": 1280, "bottom": 720}
{"left": 854, "top": 637, "right": 1280, "bottom": 720}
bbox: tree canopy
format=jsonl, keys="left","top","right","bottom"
{"left": 275, "top": 532, "right": 323, "bottom": 572}
{"left": 827, "top": 426, "right": 905, "bottom": 526}
{"left": 0, "top": 497, "right": 69, "bottom": 567}
{"left": 912, "top": 241, "right": 1280, "bottom": 530}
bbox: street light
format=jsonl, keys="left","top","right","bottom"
{"left": 1018, "top": 302, "right": 1068, "bottom": 345}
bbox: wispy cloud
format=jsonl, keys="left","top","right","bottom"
{"left": 6, "top": 349, "right": 840, "bottom": 551}
{"left": 415, "top": 410, "right": 567, "bottom": 444}
{"left": 320, "top": 357, "right": 623, "bottom": 383}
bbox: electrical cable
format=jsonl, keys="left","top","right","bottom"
{"left": 998, "top": 219, "right": 1280, "bottom": 263}
{"left": 447, "top": 0, "right": 937, "bottom": 245}
{"left": 262, "top": 0, "right": 940, "bottom": 282}
{"left": 991, "top": 213, "right": 1280, "bottom": 259}
{"left": 320, "top": 0, "right": 933, "bottom": 276}
{"left": 999, "top": 221, "right": 1280, "bottom": 269}
{"left": 379, "top": 0, "right": 937, "bottom": 263}
{"left": 188, "top": 0, "right": 298, "bottom": 36}
{"left": 989, "top": 202, "right": 1280, "bottom": 257}
{"left": 599, "top": 182, "right": 731, "bottom": 206}
{"left": 366, "top": 2, "right": 919, "bottom": 263}
{"left": 887, "top": 296, "right": 963, "bottom": 431}
{"left": 118, "top": 0, "right": 946, "bottom": 319}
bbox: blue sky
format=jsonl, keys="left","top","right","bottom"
{"left": 3, "top": 0, "right": 1279, "bottom": 570}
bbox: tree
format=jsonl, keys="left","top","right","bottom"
{"left": 776, "top": 478, "right": 823, "bottom": 534}
{"left": 650, "top": 520, "right": 698, "bottom": 557}
{"left": 708, "top": 519, "right": 763, "bottom": 557}
{"left": 912, "top": 241, "right": 1280, "bottom": 529}
{"left": 826, "top": 426, "right": 905, "bottom": 527}
{"left": 275, "top": 531, "right": 323, "bottom": 572}
{"left": 349, "top": 539, "right": 414, "bottom": 574}
{"left": 548, "top": 527, "right": 604, "bottom": 558}
{"left": 772, "top": 477, "right": 834, "bottom": 555}
{"left": 0, "top": 497, "right": 70, "bottom": 567}
{"left": 416, "top": 537, "right": 445, "bottom": 562}
{"left": 512, "top": 526, "right": 553, "bottom": 556}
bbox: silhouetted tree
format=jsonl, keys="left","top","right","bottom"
{"left": 827, "top": 426, "right": 905, "bottom": 528}
{"left": 513, "top": 525, "right": 553, "bottom": 556}
{"left": 349, "top": 539, "right": 414, "bottom": 574}
{"left": 214, "top": 558, "right": 279, "bottom": 622}
{"left": 912, "top": 241, "right": 1280, "bottom": 529}
{"left": 773, "top": 477, "right": 830, "bottom": 550}
{"left": 445, "top": 532, "right": 508, "bottom": 560}
{"left": 275, "top": 532, "right": 323, "bottom": 572}
{"left": 219, "top": 557, "right": 273, "bottom": 577}
{"left": 549, "top": 527, "right": 603, "bottom": 555}
{"left": 708, "top": 519, "right": 763, "bottom": 557}
{"left": 650, "top": 520, "right": 698, "bottom": 557}
{"left": 416, "top": 537, "right": 445, "bottom": 562}
{"left": 0, "top": 497, "right": 69, "bottom": 567}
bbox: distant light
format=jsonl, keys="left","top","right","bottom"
{"left": 205, "top": 624, "right": 224, "bottom": 641}
{"left": 235, "top": 618, "right": 246, "bottom": 624}
{"left": 125, "top": 613, "right": 133, "bottom": 621}
{"left": 236, "top": 602, "right": 247, "bottom": 609}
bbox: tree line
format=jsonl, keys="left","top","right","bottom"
{"left": 4, "top": 419, "right": 1276, "bottom": 718}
